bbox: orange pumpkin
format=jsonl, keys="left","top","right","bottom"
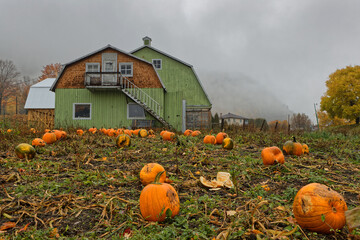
{"left": 191, "top": 130, "right": 201, "bottom": 137}
{"left": 160, "top": 130, "right": 167, "bottom": 137}
{"left": 60, "top": 131, "right": 67, "bottom": 139}
{"left": 123, "top": 129, "right": 132, "bottom": 136}
{"left": 32, "top": 138, "right": 46, "bottom": 147}
{"left": 162, "top": 131, "right": 175, "bottom": 141}
{"left": 42, "top": 132, "right": 57, "bottom": 144}
{"left": 89, "top": 127, "right": 97, "bottom": 134}
{"left": 133, "top": 129, "right": 141, "bottom": 136}
{"left": 116, "top": 134, "right": 131, "bottom": 148}
{"left": 30, "top": 128, "right": 36, "bottom": 133}
{"left": 184, "top": 129, "right": 193, "bottom": 136}
{"left": 139, "top": 171, "right": 180, "bottom": 222}
{"left": 140, "top": 163, "right": 166, "bottom": 186}
{"left": 52, "top": 130, "right": 63, "bottom": 140}
{"left": 107, "top": 128, "right": 116, "bottom": 137}
{"left": 261, "top": 146, "right": 285, "bottom": 165}
{"left": 215, "top": 132, "right": 228, "bottom": 145}
{"left": 148, "top": 129, "right": 155, "bottom": 135}
{"left": 139, "top": 129, "right": 148, "bottom": 138}
{"left": 302, "top": 144, "right": 309, "bottom": 154}
{"left": 76, "top": 129, "right": 84, "bottom": 136}
{"left": 293, "top": 183, "right": 347, "bottom": 234}
{"left": 283, "top": 137, "right": 303, "bottom": 156}
{"left": 203, "top": 135, "right": 216, "bottom": 144}
{"left": 116, "top": 128, "right": 124, "bottom": 136}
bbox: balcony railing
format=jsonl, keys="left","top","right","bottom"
{"left": 84, "top": 72, "right": 163, "bottom": 119}
{"left": 85, "top": 72, "right": 122, "bottom": 87}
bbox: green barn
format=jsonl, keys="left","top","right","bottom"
{"left": 50, "top": 37, "right": 212, "bottom": 131}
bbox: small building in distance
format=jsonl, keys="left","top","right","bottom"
{"left": 24, "top": 78, "right": 55, "bottom": 129}
{"left": 221, "top": 112, "right": 249, "bottom": 126}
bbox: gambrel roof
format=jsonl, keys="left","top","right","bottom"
{"left": 131, "top": 44, "right": 211, "bottom": 105}
{"left": 50, "top": 44, "right": 166, "bottom": 91}
{"left": 24, "top": 78, "right": 56, "bottom": 109}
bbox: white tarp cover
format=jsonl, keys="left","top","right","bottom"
{"left": 24, "top": 78, "right": 56, "bottom": 109}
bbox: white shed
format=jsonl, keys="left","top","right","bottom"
{"left": 25, "top": 78, "right": 56, "bottom": 128}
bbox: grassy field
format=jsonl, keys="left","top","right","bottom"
{"left": 1, "top": 124, "right": 360, "bottom": 239}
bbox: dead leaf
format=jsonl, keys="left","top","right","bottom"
{"left": 275, "top": 206, "right": 286, "bottom": 211}
{"left": 0, "top": 222, "right": 16, "bottom": 231}
{"left": 17, "top": 223, "right": 30, "bottom": 233}
{"left": 49, "top": 228, "right": 60, "bottom": 238}
{"left": 226, "top": 210, "right": 237, "bottom": 216}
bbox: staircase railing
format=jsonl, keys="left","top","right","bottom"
{"left": 120, "top": 76, "right": 162, "bottom": 117}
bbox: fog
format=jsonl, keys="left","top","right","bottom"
{"left": 1, "top": 0, "right": 360, "bottom": 122}
{"left": 199, "top": 71, "right": 293, "bottom": 121}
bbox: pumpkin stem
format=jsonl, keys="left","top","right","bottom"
{"left": 154, "top": 171, "right": 165, "bottom": 184}
{"left": 292, "top": 136, "right": 297, "bottom": 142}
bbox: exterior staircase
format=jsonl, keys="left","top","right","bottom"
{"left": 120, "top": 76, "right": 172, "bottom": 129}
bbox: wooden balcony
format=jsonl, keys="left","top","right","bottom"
{"left": 84, "top": 72, "right": 122, "bottom": 90}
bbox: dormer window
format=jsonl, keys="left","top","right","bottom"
{"left": 152, "top": 59, "right": 162, "bottom": 70}
{"left": 120, "top": 63, "right": 133, "bottom": 77}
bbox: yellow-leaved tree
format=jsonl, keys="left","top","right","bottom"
{"left": 317, "top": 110, "right": 354, "bottom": 129}
{"left": 320, "top": 65, "right": 360, "bottom": 124}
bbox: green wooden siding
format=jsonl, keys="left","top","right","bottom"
{"left": 55, "top": 88, "right": 164, "bottom": 129}
{"left": 164, "top": 91, "right": 183, "bottom": 130}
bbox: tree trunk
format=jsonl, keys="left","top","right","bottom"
{"left": 356, "top": 117, "right": 360, "bottom": 124}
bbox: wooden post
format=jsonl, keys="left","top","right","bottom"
{"left": 260, "top": 119, "right": 266, "bottom": 131}
{"left": 274, "top": 121, "right": 278, "bottom": 132}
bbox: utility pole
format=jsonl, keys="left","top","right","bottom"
{"left": 314, "top": 103, "right": 319, "bottom": 130}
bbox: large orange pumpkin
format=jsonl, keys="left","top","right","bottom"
{"left": 42, "top": 132, "right": 57, "bottom": 144}
{"left": 283, "top": 137, "right": 303, "bottom": 156}
{"left": 162, "top": 131, "right": 175, "bottom": 141}
{"left": 215, "top": 132, "right": 228, "bottom": 145}
{"left": 203, "top": 135, "right": 216, "bottom": 144}
{"left": 261, "top": 146, "right": 285, "bottom": 165}
{"left": 139, "top": 163, "right": 166, "bottom": 186}
{"left": 293, "top": 183, "right": 347, "bottom": 234}
{"left": 139, "top": 171, "right": 180, "bottom": 222}
{"left": 160, "top": 130, "right": 167, "bottom": 137}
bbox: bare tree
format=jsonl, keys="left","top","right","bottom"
{"left": 0, "top": 60, "right": 20, "bottom": 114}
{"left": 16, "top": 76, "right": 37, "bottom": 114}
{"left": 290, "top": 113, "right": 312, "bottom": 131}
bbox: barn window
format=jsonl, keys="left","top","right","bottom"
{"left": 120, "top": 63, "right": 133, "bottom": 77}
{"left": 152, "top": 59, "right": 162, "bottom": 70}
{"left": 127, "top": 103, "right": 145, "bottom": 119}
{"left": 86, "top": 63, "right": 100, "bottom": 73}
{"left": 73, "top": 103, "right": 91, "bottom": 120}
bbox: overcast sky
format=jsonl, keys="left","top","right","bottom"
{"left": 1, "top": 0, "right": 360, "bottom": 122}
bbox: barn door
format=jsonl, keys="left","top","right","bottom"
{"left": 102, "top": 60, "right": 116, "bottom": 85}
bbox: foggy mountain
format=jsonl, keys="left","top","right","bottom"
{"left": 198, "top": 71, "right": 293, "bottom": 121}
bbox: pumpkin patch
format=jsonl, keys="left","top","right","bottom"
{"left": 1, "top": 123, "right": 358, "bottom": 239}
